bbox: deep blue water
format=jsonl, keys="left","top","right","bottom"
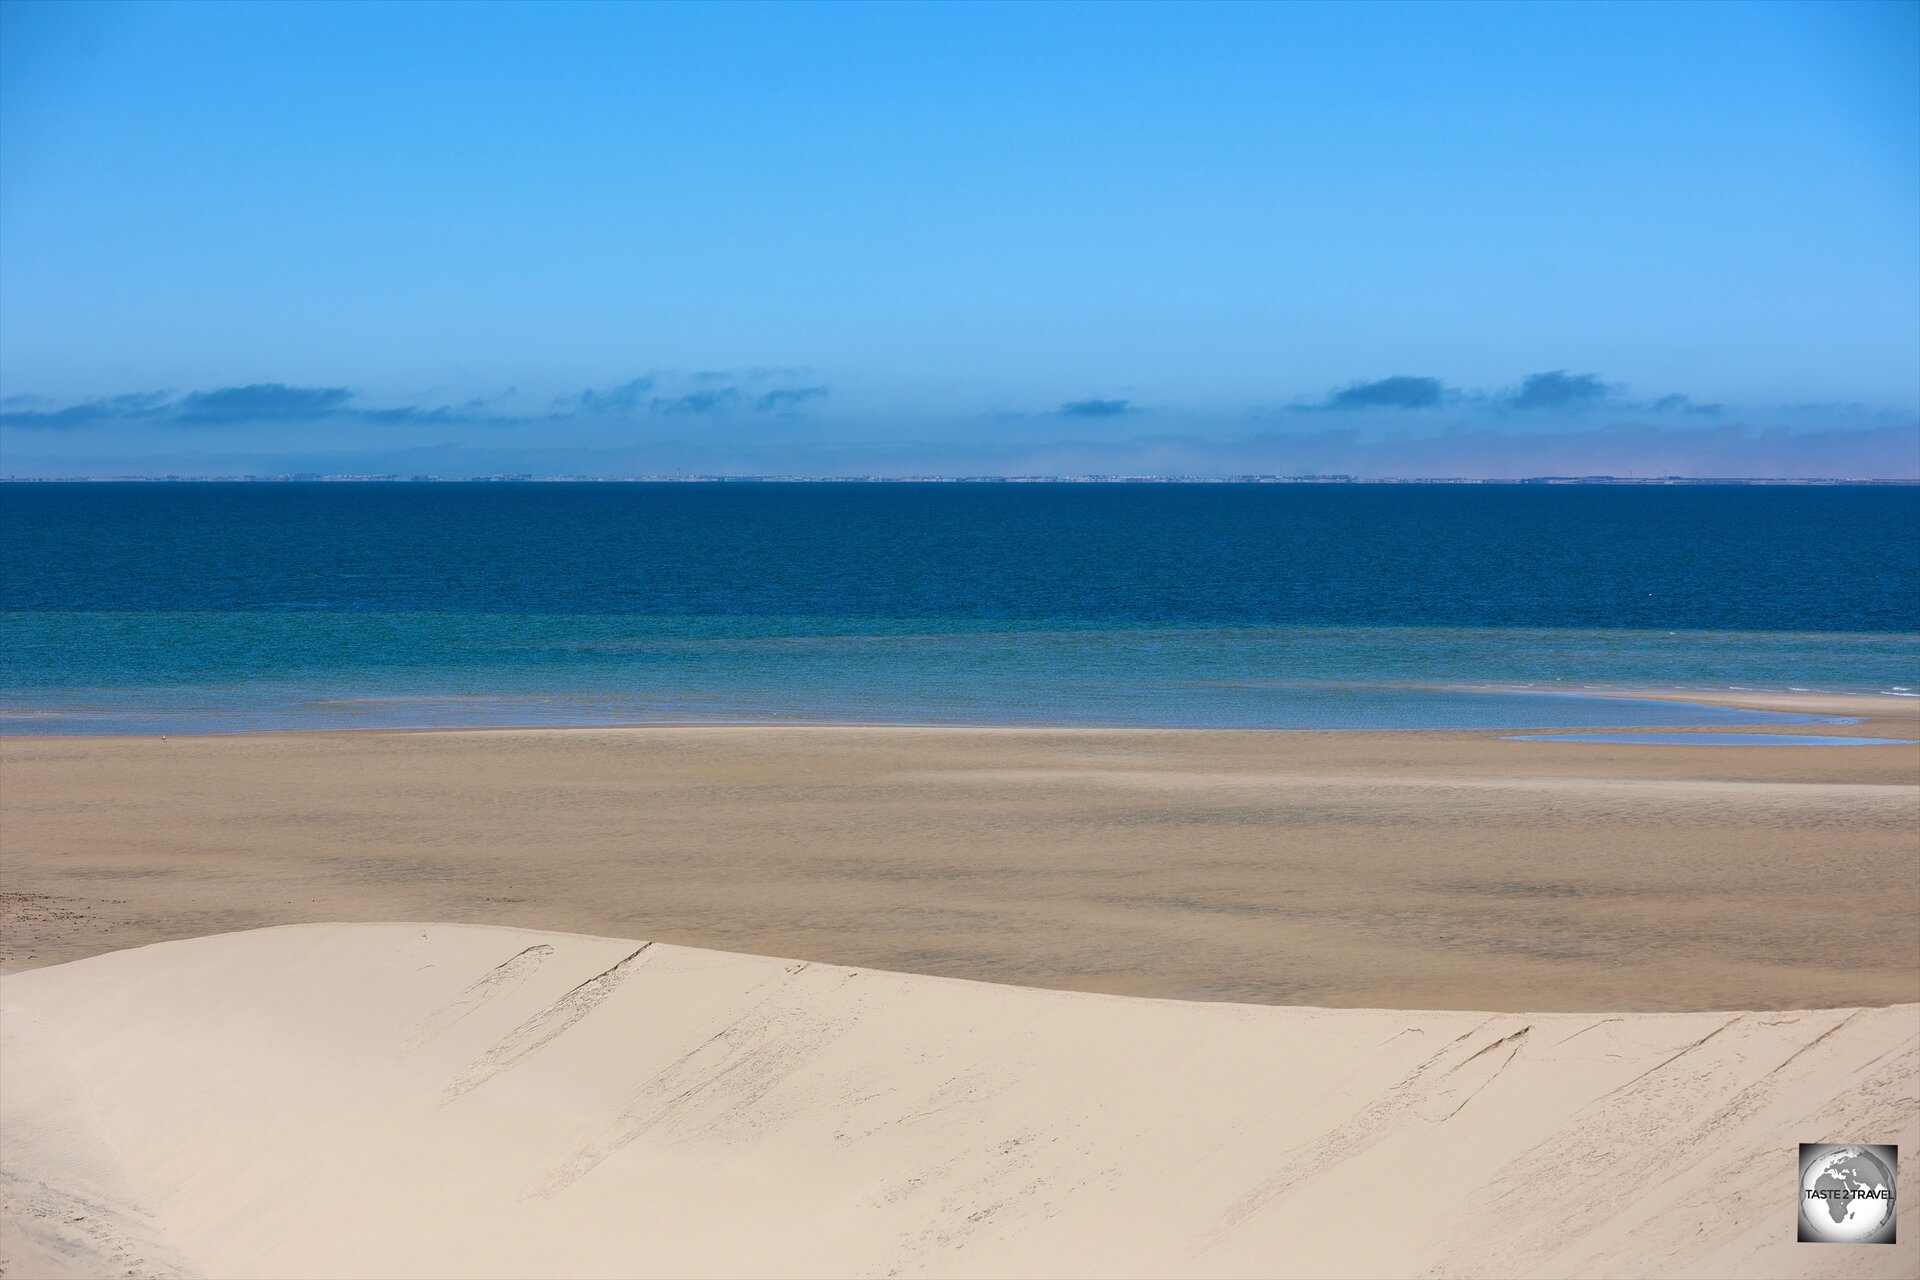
{"left": 3, "top": 483, "right": 1915, "bottom": 734}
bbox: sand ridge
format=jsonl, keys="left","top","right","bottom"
{"left": 1, "top": 922, "right": 1914, "bottom": 1279}
{"left": 1581, "top": 689, "right": 1920, "bottom": 719}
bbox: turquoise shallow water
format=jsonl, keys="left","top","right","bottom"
{"left": 0, "top": 679, "right": 1856, "bottom": 735}
{"left": 0, "top": 614, "right": 1897, "bottom": 735}
{"left": 3, "top": 484, "right": 1915, "bottom": 734}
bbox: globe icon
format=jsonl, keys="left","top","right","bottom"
{"left": 1800, "top": 1146, "right": 1896, "bottom": 1243}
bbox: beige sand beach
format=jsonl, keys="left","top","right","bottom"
{"left": 2, "top": 708, "right": 1916, "bottom": 1277}
{"left": 3, "top": 717, "right": 1917, "bottom": 1009}
{"left": 2, "top": 922, "right": 1914, "bottom": 1279}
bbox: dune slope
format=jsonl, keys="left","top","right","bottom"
{"left": 2, "top": 923, "right": 1914, "bottom": 1278}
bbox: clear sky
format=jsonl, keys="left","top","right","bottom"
{"left": 2, "top": 0, "right": 1916, "bottom": 477}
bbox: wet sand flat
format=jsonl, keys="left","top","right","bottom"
{"left": 4, "top": 717, "right": 1915, "bottom": 1011}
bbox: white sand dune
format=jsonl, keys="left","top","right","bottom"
{"left": 2, "top": 924, "right": 1914, "bottom": 1279}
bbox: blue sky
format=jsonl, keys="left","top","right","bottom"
{"left": 2, "top": 0, "right": 1916, "bottom": 477}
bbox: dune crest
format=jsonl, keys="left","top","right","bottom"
{"left": 2, "top": 923, "right": 1914, "bottom": 1279}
